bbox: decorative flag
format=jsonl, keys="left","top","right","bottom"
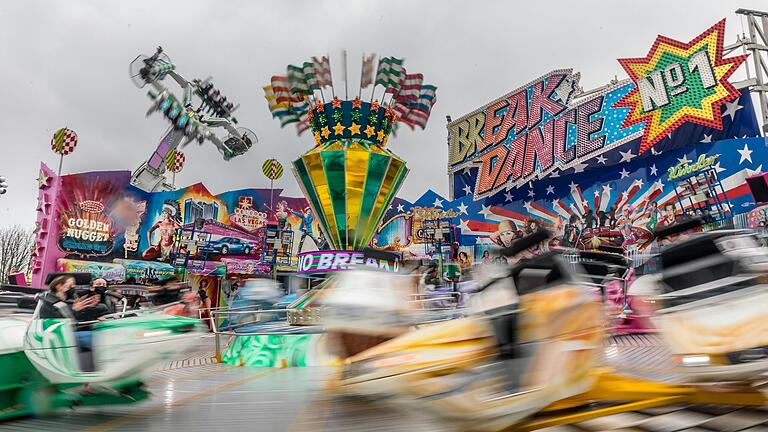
{"left": 312, "top": 56, "right": 332, "bottom": 87}
{"left": 270, "top": 76, "right": 304, "bottom": 104}
{"left": 360, "top": 53, "right": 376, "bottom": 88}
{"left": 51, "top": 128, "right": 78, "bottom": 155}
{"left": 263, "top": 85, "right": 302, "bottom": 127}
{"left": 395, "top": 73, "right": 423, "bottom": 100}
{"left": 375, "top": 57, "right": 405, "bottom": 91}
{"left": 394, "top": 84, "right": 437, "bottom": 130}
{"left": 287, "top": 64, "right": 310, "bottom": 96}
{"left": 165, "top": 149, "right": 185, "bottom": 173}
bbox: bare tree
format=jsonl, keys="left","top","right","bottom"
{"left": 0, "top": 225, "right": 35, "bottom": 284}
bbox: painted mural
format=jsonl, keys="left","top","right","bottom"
{"left": 31, "top": 168, "right": 322, "bottom": 286}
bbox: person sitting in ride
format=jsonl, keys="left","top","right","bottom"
{"left": 39, "top": 275, "right": 101, "bottom": 351}
{"left": 75, "top": 278, "right": 113, "bottom": 322}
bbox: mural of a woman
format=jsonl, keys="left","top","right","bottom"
{"left": 144, "top": 200, "right": 182, "bottom": 262}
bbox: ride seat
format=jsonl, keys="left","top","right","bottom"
{"left": 661, "top": 253, "right": 740, "bottom": 293}
{"left": 660, "top": 234, "right": 726, "bottom": 269}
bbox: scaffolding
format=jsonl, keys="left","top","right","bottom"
{"left": 729, "top": 9, "right": 768, "bottom": 135}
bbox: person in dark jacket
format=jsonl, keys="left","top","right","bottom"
{"left": 39, "top": 275, "right": 100, "bottom": 350}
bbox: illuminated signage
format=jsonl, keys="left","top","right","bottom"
{"left": 668, "top": 153, "right": 720, "bottom": 180}
{"left": 230, "top": 195, "right": 267, "bottom": 231}
{"left": 58, "top": 200, "right": 115, "bottom": 256}
{"left": 296, "top": 250, "right": 400, "bottom": 274}
{"left": 616, "top": 19, "right": 746, "bottom": 154}
{"left": 448, "top": 20, "right": 747, "bottom": 200}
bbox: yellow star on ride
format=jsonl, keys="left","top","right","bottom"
{"left": 313, "top": 132, "right": 321, "bottom": 145}
{"left": 348, "top": 122, "right": 361, "bottom": 135}
{"left": 364, "top": 125, "right": 375, "bottom": 138}
{"left": 321, "top": 126, "right": 331, "bottom": 139}
{"left": 333, "top": 123, "right": 346, "bottom": 136}
{"left": 376, "top": 130, "right": 385, "bottom": 142}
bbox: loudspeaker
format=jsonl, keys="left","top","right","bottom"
{"left": 746, "top": 172, "right": 768, "bottom": 204}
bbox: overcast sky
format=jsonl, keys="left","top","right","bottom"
{"left": 1, "top": 0, "right": 765, "bottom": 228}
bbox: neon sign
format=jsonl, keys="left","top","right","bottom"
{"left": 58, "top": 200, "right": 115, "bottom": 256}
{"left": 616, "top": 19, "right": 747, "bottom": 154}
{"left": 667, "top": 153, "right": 720, "bottom": 180}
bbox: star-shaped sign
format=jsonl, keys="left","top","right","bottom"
{"left": 363, "top": 125, "right": 375, "bottom": 138}
{"left": 677, "top": 155, "right": 692, "bottom": 165}
{"left": 527, "top": 189, "right": 535, "bottom": 198}
{"left": 550, "top": 170, "right": 560, "bottom": 178}
{"left": 352, "top": 97, "right": 362, "bottom": 109}
{"left": 738, "top": 143, "right": 753, "bottom": 164}
{"left": 619, "top": 149, "right": 636, "bottom": 163}
{"left": 700, "top": 134, "right": 713, "bottom": 143}
{"left": 619, "top": 168, "right": 630, "bottom": 179}
{"left": 568, "top": 181, "right": 578, "bottom": 191}
{"left": 462, "top": 185, "right": 472, "bottom": 195}
{"left": 348, "top": 122, "right": 361, "bottom": 135}
{"left": 37, "top": 169, "right": 50, "bottom": 189}
{"left": 462, "top": 166, "right": 473, "bottom": 176}
{"left": 711, "top": 161, "right": 726, "bottom": 173}
{"left": 504, "top": 191, "right": 513, "bottom": 202}
{"left": 457, "top": 219, "right": 470, "bottom": 233}
{"left": 333, "top": 123, "right": 346, "bottom": 136}
{"left": 376, "top": 130, "right": 385, "bottom": 142}
{"left": 746, "top": 164, "right": 764, "bottom": 177}
{"left": 478, "top": 204, "right": 492, "bottom": 219}
{"left": 650, "top": 164, "right": 658, "bottom": 176}
{"left": 396, "top": 203, "right": 404, "bottom": 212}
{"left": 596, "top": 154, "right": 607, "bottom": 165}
{"left": 457, "top": 202, "right": 468, "bottom": 215}
{"left": 614, "top": 19, "right": 747, "bottom": 154}
{"left": 321, "top": 126, "right": 331, "bottom": 139}
{"left": 573, "top": 162, "right": 589, "bottom": 173}
{"left": 433, "top": 198, "right": 444, "bottom": 208}
{"left": 331, "top": 97, "right": 342, "bottom": 109}
{"left": 546, "top": 185, "right": 555, "bottom": 195}
{"left": 722, "top": 100, "right": 743, "bottom": 121}
{"left": 371, "top": 100, "right": 381, "bottom": 111}
{"left": 523, "top": 201, "right": 533, "bottom": 213}
{"left": 313, "top": 132, "right": 321, "bottom": 145}
{"left": 602, "top": 184, "right": 612, "bottom": 194}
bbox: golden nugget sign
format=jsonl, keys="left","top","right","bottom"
{"left": 59, "top": 200, "right": 115, "bottom": 256}
{"left": 448, "top": 20, "right": 746, "bottom": 200}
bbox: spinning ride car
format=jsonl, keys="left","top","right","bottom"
{"left": 0, "top": 274, "right": 205, "bottom": 420}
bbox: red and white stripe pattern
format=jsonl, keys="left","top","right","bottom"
{"left": 312, "top": 56, "right": 332, "bottom": 87}
{"left": 270, "top": 76, "right": 305, "bottom": 104}
{"left": 51, "top": 128, "right": 78, "bottom": 156}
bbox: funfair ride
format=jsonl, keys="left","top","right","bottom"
{"left": 129, "top": 47, "right": 258, "bottom": 192}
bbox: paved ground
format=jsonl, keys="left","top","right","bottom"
{"left": 3, "top": 334, "right": 768, "bottom": 432}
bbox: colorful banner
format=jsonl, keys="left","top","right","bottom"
{"left": 381, "top": 136, "right": 768, "bottom": 255}
{"left": 221, "top": 258, "right": 272, "bottom": 275}
{"left": 449, "top": 19, "right": 759, "bottom": 202}
{"left": 55, "top": 258, "right": 126, "bottom": 282}
{"left": 114, "top": 259, "right": 175, "bottom": 281}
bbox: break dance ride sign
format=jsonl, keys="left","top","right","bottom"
{"left": 448, "top": 19, "right": 747, "bottom": 200}
{"left": 297, "top": 250, "right": 400, "bottom": 274}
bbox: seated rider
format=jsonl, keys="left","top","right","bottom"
{"left": 39, "top": 275, "right": 100, "bottom": 351}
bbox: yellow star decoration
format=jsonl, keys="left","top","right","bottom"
{"left": 313, "top": 132, "right": 321, "bottom": 145}
{"left": 348, "top": 122, "right": 361, "bottom": 135}
{"left": 615, "top": 19, "right": 746, "bottom": 154}
{"left": 321, "top": 126, "right": 331, "bottom": 139}
{"left": 376, "top": 130, "right": 385, "bottom": 142}
{"left": 333, "top": 123, "right": 346, "bottom": 136}
{"left": 364, "top": 125, "right": 375, "bottom": 138}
